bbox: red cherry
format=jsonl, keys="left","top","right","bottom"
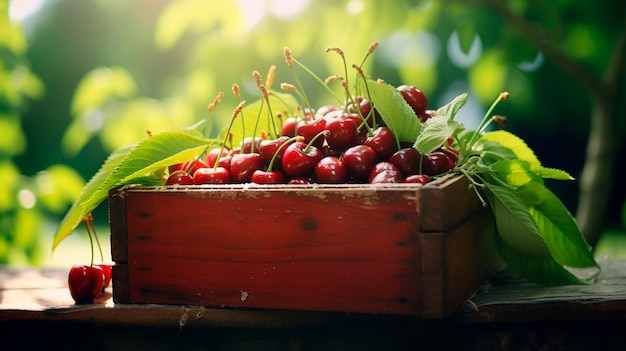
{"left": 368, "top": 162, "right": 403, "bottom": 184}
{"left": 364, "top": 126, "right": 398, "bottom": 160}
{"left": 182, "top": 159, "right": 209, "bottom": 175}
{"left": 341, "top": 144, "right": 377, "bottom": 182}
{"left": 239, "top": 137, "right": 263, "bottom": 154}
{"left": 324, "top": 116, "right": 358, "bottom": 151}
{"left": 95, "top": 263, "right": 112, "bottom": 289}
{"left": 315, "top": 104, "right": 340, "bottom": 118}
{"left": 193, "top": 167, "right": 231, "bottom": 184}
{"left": 229, "top": 153, "right": 263, "bottom": 183}
{"left": 259, "top": 136, "right": 290, "bottom": 169}
{"left": 314, "top": 156, "right": 348, "bottom": 184}
{"left": 205, "top": 147, "right": 230, "bottom": 167}
{"left": 68, "top": 264, "right": 106, "bottom": 304}
{"left": 421, "top": 151, "right": 453, "bottom": 176}
{"left": 281, "top": 141, "right": 323, "bottom": 178}
{"left": 297, "top": 118, "right": 327, "bottom": 149}
{"left": 388, "top": 148, "right": 421, "bottom": 176}
{"left": 397, "top": 85, "right": 428, "bottom": 116}
{"left": 404, "top": 174, "right": 430, "bottom": 185}
{"left": 251, "top": 169, "right": 286, "bottom": 184}
{"left": 288, "top": 177, "right": 315, "bottom": 184}
{"left": 282, "top": 117, "right": 298, "bottom": 137}
{"left": 166, "top": 170, "right": 194, "bottom": 185}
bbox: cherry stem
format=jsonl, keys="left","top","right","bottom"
{"left": 466, "top": 92, "right": 509, "bottom": 151}
{"left": 232, "top": 84, "right": 246, "bottom": 141}
{"left": 215, "top": 101, "right": 245, "bottom": 171}
{"left": 83, "top": 215, "right": 96, "bottom": 266}
{"left": 304, "top": 130, "right": 330, "bottom": 154}
{"left": 267, "top": 136, "right": 302, "bottom": 172}
{"left": 205, "top": 92, "right": 224, "bottom": 138}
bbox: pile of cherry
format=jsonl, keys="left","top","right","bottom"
{"left": 166, "top": 85, "right": 459, "bottom": 186}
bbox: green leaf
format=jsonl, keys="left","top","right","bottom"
{"left": 434, "top": 92, "right": 468, "bottom": 121}
{"left": 414, "top": 115, "right": 454, "bottom": 154}
{"left": 495, "top": 234, "right": 589, "bottom": 285}
{"left": 359, "top": 78, "right": 422, "bottom": 144}
{"left": 53, "top": 129, "right": 219, "bottom": 250}
{"left": 483, "top": 181, "right": 552, "bottom": 258}
{"left": 486, "top": 159, "right": 573, "bottom": 187}
{"left": 518, "top": 181, "right": 598, "bottom": 269}
{"left": 478, "top": 130, "right": 540, "bottom": 165}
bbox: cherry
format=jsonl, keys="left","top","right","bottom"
{"left": 421, "top": 151, "right": 453, "bottom": 176}
{"left": 281, "top": 141, "right": 323, "bottom": 178}
{"left": 348, "top": 96, "right": 383, "bottom": 128}
{"left": 288, "top": 177, "right": 315, "bottom": 184}
{"left": 68, "top": 264, "right": 105, "bottom": 304}
{"left": 193, "top": 166, "right": 231, "bottom": 184}
{"left": 282, "top": 117, "right": 299, "bottom": 137}
{"left": 364, "top": 126, "right": 398, "bottom": 160}
{"left": 404, "top": 174, "right": 430, "bottom": 185}
{"left": 324, "top": 115, "right": 358, "bottom": 151}
{"left": 259, "top": 136, "right": 290, "bottom": 169}
{"left": 368, "top": 162, "right": 403, "bottom": 184}
{"left": 315, "top": 156, "right": 348, "bottom": 183}
{"left": 228, "top": 153, "right": 263, "bottom": 183}
{"left": 397, "top": 85, "right": 428, "bottom": 116}
{"left": 166, "top": 170, "right": 194, "bottom": 185}
{"left": 419, "top": 110, "right": 434, "bottom": 123}
{"left": 388, "top": 148, "right": 421, "bottom": 176}
{"left": 250, "top": 169, "right": 286, "bottom": 184}
{"left": 315, "top": 104, "right": 339, "bottom": 118}
{"left": 239, "top": 137, "right": 263, "bottom": 154}
{"left": 205, "top": 147, "right": 230, "bottom": 167}
{"left": 168, "top": 163, "right": 185, "bottom": 174}
{"left": 96, "top": 263, "right": 113, "bottom": 289}
{"left": 342, "top": 144, "right": 377, "bottom": 181}
{"left": 182, "top": 159, "right": 210, "bottom": 175}
{"left": 437, "top": 146, "right": 459, "bottom": 166}
{"left": 296, "top": 118, "right": 327, "bottom": 149}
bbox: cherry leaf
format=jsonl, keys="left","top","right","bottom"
{"left": 495, "top": 234, "right": 589, "bottom": 285}
{"left": 360, "top": 78, "right": 422, "bottom": 144}
{"left": 483, "top": 181, "right": 552, "bottom": 258}
{"left": 413, "top": 115, "right": 456, "bottom": 154}
{"left": 53, "top": 129, "right": 219, "bottom": 249}
{"left": 433, "top": 92, "right": 468, "bottom": 120}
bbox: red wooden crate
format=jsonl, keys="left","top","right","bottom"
{"left": 109, "top": 174, "right": 502, "bottom": 318}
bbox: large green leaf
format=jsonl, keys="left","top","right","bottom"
{"left": 518, "top": 181, "right": 598, "bottom": 269}
{"left": 495, "top": 234, "right": 589, "bottom": 285}
{"left": 359, "top": 78, "right": 422, "bottom": 144}
{"left": 486, "top": 159, "right": 573, "bottom": 187}
{"left": 414, "top": 115, "right": 455, "bottom": 154}
{"left": 478, "top": 130, "right": 541, "bottom": 165}
{"left": 52, "top": 129, "right": 219, "bottom": 249}
{"left": 483, "top": 181, "right": 552, "bottom": 258}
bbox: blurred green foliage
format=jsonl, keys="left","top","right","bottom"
{"left": 3, "top": 0, "right": 625, "bottom": 265}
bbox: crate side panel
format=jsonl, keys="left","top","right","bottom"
{"left": 108, "top": 187, "right": 128, "bottom": 263}
{"left": 420, "top": 175, "right": 484, "bottom": 232}
{"left": 121, "top": 188, "right": 422, "bottom": 315}
{"left": 444, "top": 208, "right": 503, "bottom": 315}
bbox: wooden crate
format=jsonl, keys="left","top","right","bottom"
{"left": 108, "top": 174, "right": 502, "bottom": 318}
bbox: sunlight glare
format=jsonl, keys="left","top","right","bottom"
{"left": 268, "top": 0, "right": 310, "bottom": 18}
{"left": 235, "top": 0, "right": 267, "bottom": 31}
{"left": 8, "top": 0, "right": 46, "bottom": 22}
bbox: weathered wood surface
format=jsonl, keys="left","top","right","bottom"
{"left": 1, "top": 258, "right": 624, "bottom": 324}
{"left": 2, "top": 259, "right": 626, "bottom": 350}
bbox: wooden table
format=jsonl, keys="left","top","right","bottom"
{"left": 1, "top": 258, "right": 625, "bottom": 350}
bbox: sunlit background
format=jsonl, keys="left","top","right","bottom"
{"left": 2, "top": 0, "right": 625, "bottom": 267}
